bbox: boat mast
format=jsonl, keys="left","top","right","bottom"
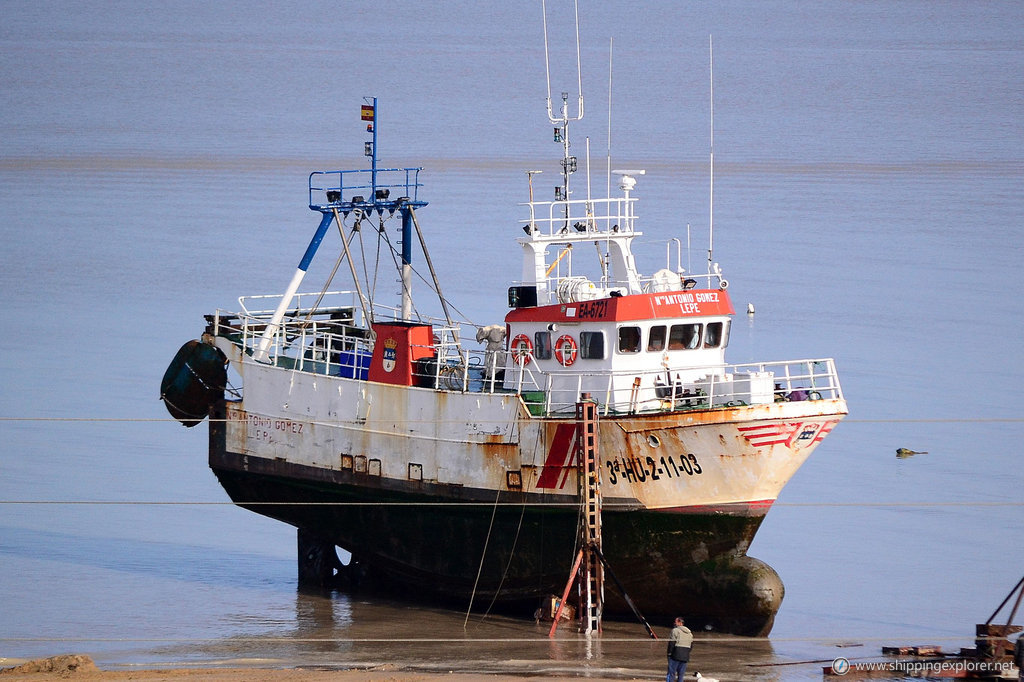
{"left": 254, "top": 99, "right": 429, "bottom": 363}
{"left": 606, "top": 37, "right": 613, "bottom": 217}
{"left": 542, "top": 0, "right": 584, "bottom": 213}
{"left": 707, "top": 35, "right": 715, "bottom": 277}
{"left": 364, "top": 97, "right": 411, "bottom": 321}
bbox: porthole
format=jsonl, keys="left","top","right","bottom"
{"left": 647, "top": 434, "right": 661, "bottom": 448}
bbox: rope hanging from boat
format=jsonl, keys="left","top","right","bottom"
{"left": 408, "top": 206, "right": 461, "bottom": 353}
{"left": 369, "top": 209, "right": 422, "bottom": 321}
{"left": 330, "top": 208, "right": 375, "bottom": 328}
{"left": 358, "top": 209, "right": 470, "bottom": 335}
{"left": 480, "top": 501, "right": 528, "bottom": 620}
{"left": 463, "top": 487, "right": 502, "bottom": 630}
{"left": 367, "top": 215, "right": 385, "bottom": 305}
{"left": 355, "top": 215, "right": 381, "bottom": 309}
{"left": 298, "top": 219, "right": 362, "bottom": 330}
{"left": 334, "top": 203, "right": 478, "bottom": 333}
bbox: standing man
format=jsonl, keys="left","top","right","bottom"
{"left": 666, "top": 616, "right": 693, "bottom": 682}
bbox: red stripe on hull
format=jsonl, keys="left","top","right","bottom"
{"left": 536, "top": 423, "right": 578, "bottom": 489}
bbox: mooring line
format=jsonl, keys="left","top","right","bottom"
{"left": 463, "top": 487, "right": 502, "bottom": 629}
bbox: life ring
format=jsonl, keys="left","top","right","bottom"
{"left": 553, "top": 334, "right": 578, "bottom": 366}
{"left": 510, "top": 334, "right": 533, "bottom": 365}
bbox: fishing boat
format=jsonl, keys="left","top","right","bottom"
{"left": 162, "top": 58, "right": 846, "bottom": 635}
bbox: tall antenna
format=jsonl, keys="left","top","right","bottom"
{"left": 707, "top": 34, "right": 715, "bottom": 275}
{"left": 606, "top": 37, "right": 613, "bottom": 214}
{"left": 542, "top": 0, "right": 584, "bottom": 209}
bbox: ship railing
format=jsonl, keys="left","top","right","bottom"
{"left": 401, "top": 336, "right": 842, "bottom": 415}
{"left": 521, "top": 196, "right": 639, "bottom": 238}
{"left": 406, "top": 326, "right": 512, "bottom": 394}
{"left": 501, "top": 357, "right": 844, "bottom": 416}
{"left": 213, "top": 296, "right": 465, "bottom": 380}
{"left": 415, "top": 340, "right": 842, "bottom": 416}
{"left": 216, "top": 293, "right": 381, "bottom": 378}
{"left": 209, "top": 305, "right": 841, "bottom": 416}
{"left": 235, "top": 292, "right": 450, "bottom": 331}
{"left": 518, "top": 271, "right": 727, "bottom": 307}
{"left": 210, "top": 300, "right": 375, "bottom": 378}
{"left": 237, "top": 291, "right": 365, "bottom": 317}
{"left": 515, "top": 194, "right": 730, "bottom": 303}
{"left": 308, "top": 167, "right": 424, "bottom": 210}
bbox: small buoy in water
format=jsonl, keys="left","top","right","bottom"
{"left": 896, "top": 447, "right": 928, "bottom": 458}
{"left": 747, "top": 302, "right": 755, "bottom": 315}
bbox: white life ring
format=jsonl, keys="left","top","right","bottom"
{"left": 510, "top": 334, "right": 533, "bottom": 365}
{"left": 554, "top": 334, "right": 578, "bottom": 366}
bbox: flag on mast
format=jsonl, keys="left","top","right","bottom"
{"left": 360, "top": 104, "right": 375, "bottom": 121}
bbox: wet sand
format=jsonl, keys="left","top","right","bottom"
{"left": 0, "top": 604, "right": 881, "bottom": 681}
{"left": 0, "top": 640, "right": 839, "bottom": 681}
{"left": 0, "top": 606, "right": 882, "bottom": 680}
{"left": 1, "top": 670, "right": 658, "bottom": 682}
{"left": 1, "top": 667, "right": 643, "bottom": 682}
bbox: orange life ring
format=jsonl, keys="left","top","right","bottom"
{"left": 510, "top": 334, "right": 533, "bottom": 365}
{"left": 554, "top": 334, "right": 578, "bottom": 366}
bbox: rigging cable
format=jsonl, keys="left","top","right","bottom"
{"left": 464, "top": 487, "right": 502, "bottom": 629}
{"left": 480, "top": 500, "right": 528, "bottom": 620}
{"left": 330, "top": 208, "right": 373, "bottom": 326}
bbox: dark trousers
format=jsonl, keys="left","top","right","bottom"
{"left": 666, "top": 657, "right": 687, "bottom": 682}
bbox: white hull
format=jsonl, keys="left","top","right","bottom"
{"left": 221, "top": 342, "right": 845, "bottom": 513}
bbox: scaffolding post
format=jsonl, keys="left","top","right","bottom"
{"left": 576, "top": 392, "right": 603, "bottom": 634}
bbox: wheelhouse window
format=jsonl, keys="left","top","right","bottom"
{"left": 534, "top": 331, "right": 552, "bottom": 359}
{"left": 647, "top": 325, "right": 666, "bottom": 352}
{"left": 704, "top": 321, "right": 729, "bottom": 348}
{"left": 669, "top": 323, "right": 702, "bottom": 350}
{"left": 617, "top": 326, "right": 641, "bottom": 354}
{"left": 579, "top": 331, "right": 605, "bottom": 359}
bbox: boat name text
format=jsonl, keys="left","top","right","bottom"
{"left": 605, "top": 453, "right": 703, "bottom": 485}
{"left": 575, "top": 300, "right": 610, "bottom": 319}
{"left": 247, "top": 414, "right": 305, "bottom": 442}
{"left": 654, "top": 291, "right": 720, "bottom": 314}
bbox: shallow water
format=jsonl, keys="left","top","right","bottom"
{"left": 1, "top": 2, "right": 1022, "bottom": 680}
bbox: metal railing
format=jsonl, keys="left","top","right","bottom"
{"left": 522, "top": 196, "right": 638, "bottom": 237}
{"left": 515, "top": 196, "right": 729, "bottom": 302}
{"left": 308, "top": 167, "right": 423, "bottom": 210}
{"left": 503, "top": 356, "right": 843, "bottom": 416}
{"left": 210, "top": 297, "right": 842, "bottom": 419}
{"left": 210, "top": 294, "right": 479, "bottom": 388}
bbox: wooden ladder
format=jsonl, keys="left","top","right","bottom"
{"left": 576, "top": 394, "right": 603, "bottom": 634}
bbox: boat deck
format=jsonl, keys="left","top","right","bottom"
{"left": 205, "top": 291, "right": 844, "bottom": 417}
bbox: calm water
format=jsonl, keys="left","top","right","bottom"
{"left": 1, "top": 2, "right": 1022, "bottom": 679}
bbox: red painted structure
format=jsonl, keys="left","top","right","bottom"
{"left": 368, "top": 322, "right": 434, "bottom": 386}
